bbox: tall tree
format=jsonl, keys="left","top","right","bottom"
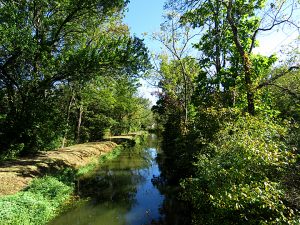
{"left": 152, "top": 12, "right": 199, "bottom": 130}
{"left": 168, "top": 0, "right": 300, "bottom": 114}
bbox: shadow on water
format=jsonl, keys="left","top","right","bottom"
{"left": 48, "top": 135, "right": 190, "bottom": 225}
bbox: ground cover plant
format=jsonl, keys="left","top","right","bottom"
{"left": 0, "top": 177, "right": 73, "bottom": 225}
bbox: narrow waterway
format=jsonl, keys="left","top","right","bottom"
{"left": 49, "top": 136, "right": 189, "bottom": 225}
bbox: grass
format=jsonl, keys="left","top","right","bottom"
{"left": 0, "top": 176, "right": 73, "bottom": 225}
{"left": 0, "top": 145, "right": 123, "bottom": 225}
{"left": 77, "top": 145, "right": 122, "bottom": 176}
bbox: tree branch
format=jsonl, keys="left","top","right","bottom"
{"left": 256, "top": 66, "right": 300, "bottom": 89}
{"left": 267, "top": 83, "right": 299, "bottom": 98}
{"left": 249, "top": 0, "right": 298, "bottom": 54}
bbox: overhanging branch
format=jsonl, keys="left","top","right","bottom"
{"left": 256, "top": 65, "right": 300, "bottom": 90}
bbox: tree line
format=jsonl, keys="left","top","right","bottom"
{"left": 0, "top": 0, "right": 152, "bottom": 158}
{"left": 151, "top": 0, "right": 300, "bottom": 224}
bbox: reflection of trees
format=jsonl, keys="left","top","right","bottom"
{"left": 55, "top": 137, "right": 192, "bottom": 225}
{"left": 77, "top": 170, "right": 142, "bottom": 209}
{"left": 156, "top": 141, "right": 196, "bottom": 184}
{"left": 149, "top": 150, "right": 192, "bottom": 225}
{"left": 76, "top": 143, "right": 152, "bottom": 209}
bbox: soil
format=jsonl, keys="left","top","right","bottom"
{"left": 0, "top": 141, "right": 118, "bottom": 196}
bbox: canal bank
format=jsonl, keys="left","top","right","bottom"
{"left": 0, "top": 133, "right": 147, "bottom": 225}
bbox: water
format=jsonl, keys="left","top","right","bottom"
{"left": 49, "top": 136, "right": 189, "bottom": 225}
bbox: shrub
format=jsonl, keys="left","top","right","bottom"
{"left": 26, "top": 177, "right": 73, "bottom": 208}
{"left": 181, "top": 115, "right": 298, "bottom": 224}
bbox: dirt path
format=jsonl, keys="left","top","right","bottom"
{"left": 0, "top": 141, "right": 118, "bottom": 196}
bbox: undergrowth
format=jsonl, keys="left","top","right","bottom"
{"left": 0, "top": 177, "right": 73, "bottom": 225}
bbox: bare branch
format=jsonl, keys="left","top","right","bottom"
{"left": 249, "top": 0, "right": 299, "bottom": 53}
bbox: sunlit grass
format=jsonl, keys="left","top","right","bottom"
{"left": 0, "top": 176, "right": 73, "bottom": 225}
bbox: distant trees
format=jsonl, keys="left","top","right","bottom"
{"left": 0, "top": 0, "right": 152, "bottom": 157}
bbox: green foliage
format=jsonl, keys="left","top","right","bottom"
{"left": 268, "top": 69, "right": 300, "bottom": 121}
{"left": 0, "top": 177, "right": 73, "bottom": 225}
{"left": 1, "top": 143, "right": 25, "bottom": 160}
{"left": 181, "top": 116, "right": 297, "bottom": 224}
{"left": 0, "top": 0, "right": 151, "bottom": 155}
{"left": 152, "top": 1, "right": 300, "bottom": 224}
{"left": 75, "top": 76, "right": 153, "bottom": 140}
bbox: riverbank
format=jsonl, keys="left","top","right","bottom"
{"left": 0, "top": 132, "right": 147, "bottom": 196}
{"left": 0, "top": 133, "right": 147, "bottom": 225}
{"left": 0, "top": 145, "right": 125, "bottom": 225}
{"left": 0, "top": 141, "right": 118, "bottom": 196}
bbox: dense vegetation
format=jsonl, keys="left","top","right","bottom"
{"left": 0, "top": 176, "right": 73, "bottom": 225}
{"left": 1, "top": 0, "right": 300, "bottom": 224}
{"left": 151, "top": 0, "right": 300, "bottom": 224}
{"left": 0, "top": 0, "right": 153, "bottom": 158}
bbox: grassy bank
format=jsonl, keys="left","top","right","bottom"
{"left": 77, "top": 145, "right": 122, "bottom": 177}
{"left": 0, "top": 177, "right": 72, "bottom": 225}
{"left": 0, "top": 145, "right": 123, "bottom": 225}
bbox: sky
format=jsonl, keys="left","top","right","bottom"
{"left": 124, "top": 0, "right": 165, "bottom": 51}
{"left": 124, "top": 0, "right": 300, "bottom": 104}
{"left": 124, "top": 0, "right": 165, "bottom": 104}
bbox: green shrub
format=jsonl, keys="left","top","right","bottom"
{"left": 0, "top": 192, "right": 53, "bottom": 225}
{"left": 26, "top": 177, "right": 73, "bottom": 208}
{"left": 0, "top": 177, "right": 73, "bottom": 225}
{"left": 181, "top": 116, "right": 298, "bottom": 224}
{"left": 1, "top": 143, "right": 25, "bottom": 160}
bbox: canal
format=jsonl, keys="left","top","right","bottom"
{"left": 49, "top": 135, "right": 190, "bottom": 225}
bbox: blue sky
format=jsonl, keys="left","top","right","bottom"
{"left": 124, "top": 0, "right": 165, "bottom": 104}
{"left": 124, "top": 0, "right": 165, "bottom": 52}
{"left": 124, "top": 0, "right": 164, "bottom": 35}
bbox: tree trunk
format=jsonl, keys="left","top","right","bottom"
{"left": 214, "top": 0, "right": 221, "bottom": 74}
{"left": 226, "top": 0, "right": 255, "bottom": 115}
{"left": 61, "top": 93, "right": 75, "bottom": 148}
{"left": 178, "top": 60, "right": 189, "bottom": 133}
{"left": 76, "top": 103, "right": 83, "bottom": 143}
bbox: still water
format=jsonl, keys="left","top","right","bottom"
{"left": 49, "top": 136, "right": 189, "bottom": 225}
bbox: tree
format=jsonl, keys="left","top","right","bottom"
{"left": 168, "top": 0, "right": 300, "bottom": 114}
{"left": 151, "top": 12, "right": 200, "bottom": 131}
{"left": 0, "top": 0, "right": 150, "bottom": 155}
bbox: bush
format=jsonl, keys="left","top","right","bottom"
{"left": 181, "top": 115, "right": 298, "bottom": 224}
{"left": 26, "top": 177, "right": 73, "bottom": 208}
{"left": 0, "top": 177, "right": 73, "bottom": 225}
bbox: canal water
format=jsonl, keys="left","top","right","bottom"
{"left": 49, "top": 135, "right": 189, "bottom": 225}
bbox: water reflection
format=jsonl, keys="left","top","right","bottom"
{"left": 150, "top": 152, "right": 191, "bottom": 225}
{"left": 49, "top": 137, "right": 165, "bottom": 225}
